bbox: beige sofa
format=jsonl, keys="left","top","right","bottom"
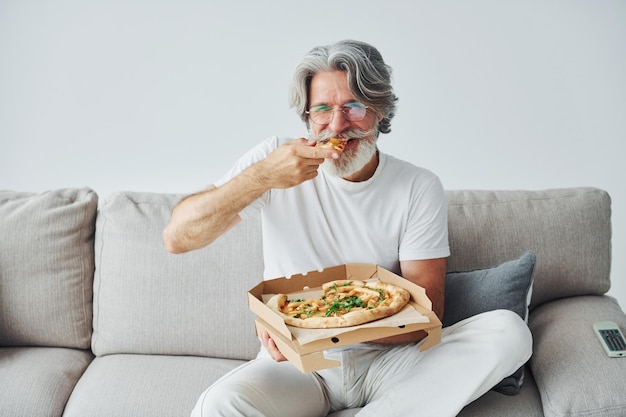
{"left": 1, "top": 187, "right": 625, "bottom": 417}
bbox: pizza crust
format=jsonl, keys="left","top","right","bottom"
{"left": 266, "top": 280, "right": 411, "bottom": 329}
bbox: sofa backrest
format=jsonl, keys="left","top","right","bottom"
{"left": 92, "top": 187, "right": 611, "bottom": 360}
{"left": 1, "top": 186, "right": 611, "bottom": 360}
{"left": 0, "top": 188, "right": 97, "bottom": 349}
{"left": 446, "top": 187, "right": 611, "bottom": 309}
{"left": 91, "top": 191, "right": 263, "bottom": 360}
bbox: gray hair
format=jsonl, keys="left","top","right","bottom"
{"left": 288, "top": 40, "right": 398, "bottom": 134}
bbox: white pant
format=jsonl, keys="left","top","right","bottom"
{"left": 191, "top": 309, "right": 532, "bottom": 417}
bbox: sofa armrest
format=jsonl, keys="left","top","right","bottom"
{"left": 529, "top": 295, "right": 626, "bottom": 417}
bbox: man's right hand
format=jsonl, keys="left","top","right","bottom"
{"left": 257, "top": 138, "right": 339, "bottom": 189}
{"left": 163, "top": 137, "right": 337, "bottom": 254}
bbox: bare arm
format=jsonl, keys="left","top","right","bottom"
{"left": 162, "top": 174, "right": 262, "bottom": 254}
{"left": 371, "top": 257, "right": 447, "bottom": 345}
{"left": 163, "top": 138, "right": 337, "bottom": 254}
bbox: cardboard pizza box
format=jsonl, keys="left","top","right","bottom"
{"left": 248, "top": 264, "right": 442, "bottom": 373}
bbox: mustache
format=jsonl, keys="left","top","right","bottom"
{"left": 311, "top": 128, "right": 377, "bottom": 142}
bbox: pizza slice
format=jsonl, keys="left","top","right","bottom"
{"left": 316, "top": 137, "right": 348, "bottom": 154}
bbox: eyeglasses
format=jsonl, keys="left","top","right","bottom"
{"left": 305, "top": 102, "right": 369, "bottom": 125}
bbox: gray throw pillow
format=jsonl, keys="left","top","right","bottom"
{"left": 442, "top": 251, "right": 536, "bottom": 395}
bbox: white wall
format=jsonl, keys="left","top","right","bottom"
{"left": 1, "top": 0, "right": 625, "bottom": 308}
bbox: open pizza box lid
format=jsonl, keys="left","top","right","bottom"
{"left": 248, "top": 263, "right": 442, "bottom": 373}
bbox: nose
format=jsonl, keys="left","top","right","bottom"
{"left": 328, "top": 107, "right": 351, "bottom": 134}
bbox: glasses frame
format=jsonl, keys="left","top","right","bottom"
{"left": 305, "top": 102, "right": 369, "bottom": 125}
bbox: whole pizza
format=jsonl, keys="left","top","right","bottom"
{"left": 266, "top": 280, "right": 411, "bottom": 329}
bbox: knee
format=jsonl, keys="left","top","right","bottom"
{"left": 190, "top": 385, "right": 227, "bottom": 417}
{"left": 481, "top": 309, "right": 533, "bottom": 360}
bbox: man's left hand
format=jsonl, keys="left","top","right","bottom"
{"left": 260, "top": 331, "right": 288, "bottom": 362}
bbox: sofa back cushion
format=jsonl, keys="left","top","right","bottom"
{"left": 0, "top": 188, "right": 97, "bottom": 348}
{"left": 92, "top": 191, "right": 263, "bottom": 360}
{"left": 445, "top": 187, "right": 611, "bottom": 309}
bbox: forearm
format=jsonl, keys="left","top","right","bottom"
{"left": 163, "top": 138, "right": 333, "bottom": 254}
{"left": 163, "top": 162, "right": 271, "bottom": 253}
{"left": 370, "top": 258, "right": 446, "bottom": 346}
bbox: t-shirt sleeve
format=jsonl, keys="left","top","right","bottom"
{"left": 398, "top": 174, "right": 450, "bottom": 261}
{"left": 213, "top": 136, "right": 281, "bottom": 219}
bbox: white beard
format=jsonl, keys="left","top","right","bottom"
{"left": 321, "top": 134, "right": 378, "bottom": 178}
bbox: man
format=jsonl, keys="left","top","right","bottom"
{"left": 163, "top": 40, "right": 532, "bottom": 417}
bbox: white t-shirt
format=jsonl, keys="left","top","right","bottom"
{"left": 215, "top": 136, "right": 450, "bottom": 280}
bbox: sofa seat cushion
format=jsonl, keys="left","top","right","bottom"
{"left": 63, "top": 354, "right": 246, "bottom": 417}
{"left": 0, "top": 347, "right": 93, "bottom": 417}
{"left": 0, "top": 188, "right": 97, "bottom": 348}
{"left": 530, "top": 295, "right": 626, "bottom": 417}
